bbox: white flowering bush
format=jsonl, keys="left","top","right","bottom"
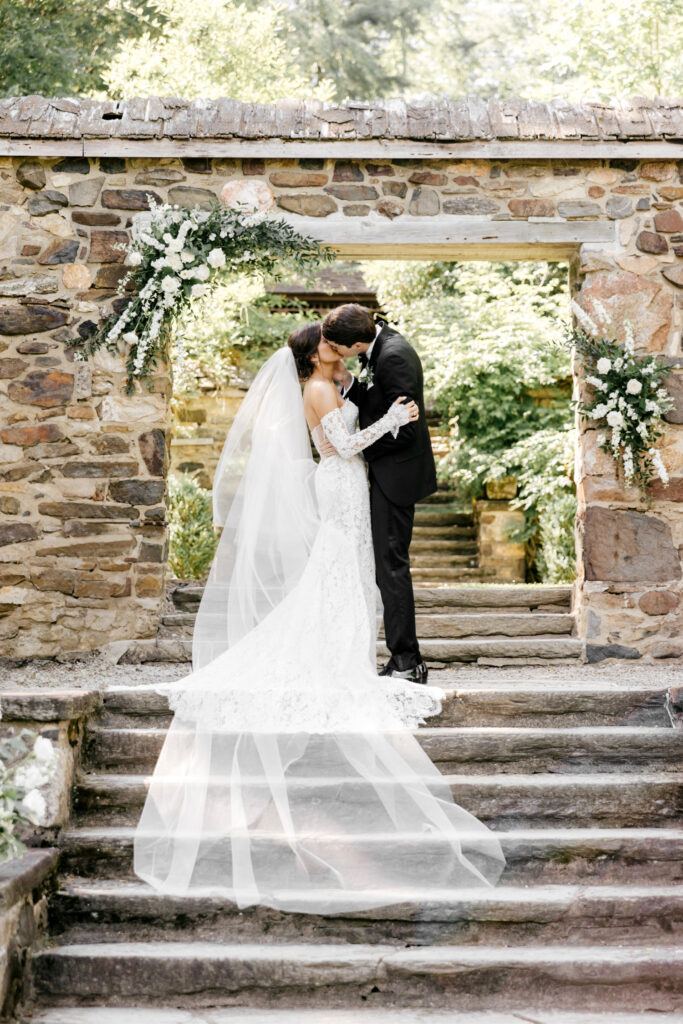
{"left": 570, "top": 300, "right": 674, "bottom": 492}
{"left": 0, "top": 702, "right": 58, "bottom": 861}
{"left": 72, "top": 199, "right": 331, "bottom": 392}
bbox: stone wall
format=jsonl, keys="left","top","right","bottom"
{"left": 0, "top": 142, "right": 681, "bottom": 660}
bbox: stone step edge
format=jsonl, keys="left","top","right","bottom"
{"left": 26, "top": 1010, "right": 683, "bottom": 1024}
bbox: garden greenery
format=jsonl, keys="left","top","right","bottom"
{"left": 363, "top": 260, "right": 575, "bottom": 581}
{"left": 71, "top": 199, "right": 331, "bottom": 393}
{"left": 167, "top": 473, "right": 218, "bottom": 579}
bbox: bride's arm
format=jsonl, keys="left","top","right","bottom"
{"left": 309, "top": 380, "right": 415, "bottom": 459}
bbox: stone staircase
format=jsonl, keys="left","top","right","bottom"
{"left": 162, "top": 581, "right": 581, "bottom": 666}
{"left": 31, "top": 677, "right": 683, "bottom": 1016}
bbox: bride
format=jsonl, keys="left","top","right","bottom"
{"left": 134, "top": 324, "right": 505, "bottom": 912}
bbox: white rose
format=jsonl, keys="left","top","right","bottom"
{"left": 126, "top": 251, "right": 143, "bottom": 267}
{"left": 591, "top": 403, "right": 608, "bottom": 419}
{"left": 21, "top": 789, "right": 47, "bottom": 825}
{"left": 606, "top": 410, "right": 623, "bottom": 428}
{"left": 190, "top": 283, "right": 208, "bottom": 299}
{"left": 161, "top": 276, "right": 180, "bottom": 295}
{"left": 193, "top": 264, "right": 211, "bottom": 282}
{"left": 167, "top": 238, "right": 183, "bottom": 254}
{"left": 180, "top": 250, "right": 195, "bottom": 265}
{"left": 596, "top": 357, "right": 611, "bottom": 375}
{"left": 167, "top": 254, "right": 183, "bottom": 272}
{"left": 207, "top": 248, "right": 226, "bottom": 269}
{"left": 626, "top": 378, "right": 642, "bottom": 396}
{"left": 121, "top": 332, "right": 139, "bottom": 345}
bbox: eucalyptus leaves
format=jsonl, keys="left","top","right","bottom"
{"left": 571, "top": 300, "right": 673, "bottom": 491}
{"left": 72, "top": 198, "right": 330, "bottom": 393}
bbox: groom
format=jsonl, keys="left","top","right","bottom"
{"left": 322, "top": 303, "right": 437, "bottom": 685}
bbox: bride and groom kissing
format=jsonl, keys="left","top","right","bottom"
{"left": 133, "top": 301, "right": 505, "bottom": 912}
{"left": 296, "top": 301, "right": 437, "bottom": 686}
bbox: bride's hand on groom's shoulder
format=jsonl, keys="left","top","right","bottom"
{"left": 393, "top": 396, "right": 419, "bottom": 423}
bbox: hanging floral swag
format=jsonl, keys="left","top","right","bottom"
{"left": 71, "top": 197, "right": 333, "bottom": 393}
{"left": 569, "top": 299, "right": 674, "bottom": 492}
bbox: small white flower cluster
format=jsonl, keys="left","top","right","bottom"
{"left": 572, "top": 300, "right": 672, "bottom": 487}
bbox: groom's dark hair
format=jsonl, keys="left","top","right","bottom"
{"left": 322, "top": 304, "right": 375, "bottom": 347}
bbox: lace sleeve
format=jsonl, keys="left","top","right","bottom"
{"left": 320, "top": 403, "right": 409, "bottom": 459}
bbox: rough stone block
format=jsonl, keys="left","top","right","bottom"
{"left": 108, "top": 479, "right": 165, "bottom": 505}
{"left": 60, "top": 461, "right": 138, "bottom": 478}
{"left": 557, "top": 201, "right": 601, "bottom": 218}
{"left": 88, "top": 231, "right": 129, "bottom": 264}
{"left": 0, "top": 523, "right": 37, "bottom": 547}
{"left": 636, "top": 231, "right": 668, "bottom": 254}
{"left": 332, "top": 162, "right": 364, "bottom": 182}
{"left": 138, "top": 429, "right": 167, "bottom": 476}
{"left": 508, "top": 199, "right": 555, "bottom": 217}
{"left": 324, "top": 185, "right": 378, "bottom": 201}
{"left": 37, "top": 239, "right": 79, "bottom": 265}
{"left": 276, "top": 195, "right": 337, "bottom": 217}
{"left": 102, "top": 189, "right": 163, "bottom": 210}
{"left": 268, "top": 172, "right": 328, "bottom": 187}
{"left": 442, "top": 197, "right": 497, "bottom": 215}
{"left": 653, "top": 208, "right": 683, "bottom": 233}
{"left": 0, "top": 304, "right": 68, "bottom": 335}
{"left": 0, "top": 358, "right": 28, "bottom": 379}
{"left": 8, "top": 370, "right": 74, "bottom": 407}
{"left": 584, "top": 507, "right": 681, "bottom": 582}
{"left": 15, "top": 161, "right": 46, "bottom": 190}
{"left": 27, "top": 191, "right": 67, "bottom": 216}
{"left": 167, "top": 186, "right": 216, "bottom": 209}
{"left": 1, "top": 423, "right": 62, "bottom": 446}
{"left": 409, "top": 188, "right": 440, "bottom": 215}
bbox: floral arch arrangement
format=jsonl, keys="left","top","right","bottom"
{"left": 73, "top": 182, "right": 332, "bottom": 392}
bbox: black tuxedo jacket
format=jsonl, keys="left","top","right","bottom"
{"left": 347, "top": 322, "right": 437, "bottom": 507}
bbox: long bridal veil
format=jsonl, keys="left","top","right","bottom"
{"left": 134, "top": 348, "right": 505, "bottom": 911}
{"left": 192, "top": 347, "right": 319, "bottom": 670}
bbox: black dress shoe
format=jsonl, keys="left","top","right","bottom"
{"left": 378, "top": 660, "right": 396, "bottom": 677}
{"left": 385, "top": 660, "right": 429, "bottom": 685}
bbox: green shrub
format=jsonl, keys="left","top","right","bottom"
{"left": 167, "top": 473, "right": 218, "bottom": 579}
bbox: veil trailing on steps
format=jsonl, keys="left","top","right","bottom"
{"left": 134, "top": 348, "right": 505, "bottom": 912}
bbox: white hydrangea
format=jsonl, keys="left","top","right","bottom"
{"left": 207, "top": 248, "right": 226, "bottom": 269}
{"left": 597, "top": 357, "right": 611, "bottom": 375}
{"left": 626, "top": 378, "right": 642, "bottom": 396}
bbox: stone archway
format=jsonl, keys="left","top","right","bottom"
{"left": 0, "top": 96, "right": 681, "bottom": 661}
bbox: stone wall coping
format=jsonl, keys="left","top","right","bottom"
{"left": 0, "top": 690, "right": 101, "bottom": 723}
{"left": 1, "top": 95, "right": 682, "bottom": 159}
{"left": 0, "top": 848, "right": 58, "bottom": 913}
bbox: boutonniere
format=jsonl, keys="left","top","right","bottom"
{"left": 358, "top": 362, "right": 374, "bottom": 388}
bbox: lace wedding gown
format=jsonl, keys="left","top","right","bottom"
{"left": 134, "top": 364, "right": 505, "bottom": 912}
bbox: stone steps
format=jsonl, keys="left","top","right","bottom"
{"left": 384, "top": 637, "right": 583, "bottom": 662}
{"left": 70, "top": 772, "right": 683, "bottom": 833}
{"left": 57, "top": 825, "right": 683, "bottom": 886}
{"left": 99, "top": 681, "right": 673, "bottom": 729}
{"left": 49, "top": 881, "right": 683, "bottom": 947}
{"left": 28, "top": 1010, "right": 683, "bottom": 1024}
{"left": 32, "top": 941, "right": 683, "bottom": 1011}
{"left": 81, "top": 726, "right": 683, "bottom": 777}
{"left": 160, "top": 611, "right": 574, "bottom": 639}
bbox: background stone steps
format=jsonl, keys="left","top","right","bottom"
{"left": 32, "top": 941, "right": 683, "bottom": 1011}
{"left": 49, "top": 881, "right": 683, "bottom": 947}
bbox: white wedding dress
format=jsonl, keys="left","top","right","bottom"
{"left": 134, "top": 348, "right": 505, "bottom": 911}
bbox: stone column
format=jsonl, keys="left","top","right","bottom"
{"left": 573, "top": 160, "right": 683, "bottom": 662}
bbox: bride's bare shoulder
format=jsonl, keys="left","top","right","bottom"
{"left": 303, "top": 377, "right": 339, "bottom": 419}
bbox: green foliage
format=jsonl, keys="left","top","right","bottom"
{"left": 167, "top": 474, "right": 218, "bottom": 579}
{"left": 103, "top": 0, "right": 327, "bottom": 101}
{"left": 363, "top": 260, "right": 575, "bottom": 581}
{"left": 173, "top": 277, "right": 312, "bottom": 397}
{"left": 482, "top": 427, "right": 578, "bottom": 583}
{"left": 0, "top": 0, "right": 159, "bottom": 97}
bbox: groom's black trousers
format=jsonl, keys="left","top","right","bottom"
{"left": 370, "top": 481, "right": 421, "bottom": 670}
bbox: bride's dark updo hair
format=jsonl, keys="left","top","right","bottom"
{"left": 288, "top": 323, "right": 321, "bottom": 381}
